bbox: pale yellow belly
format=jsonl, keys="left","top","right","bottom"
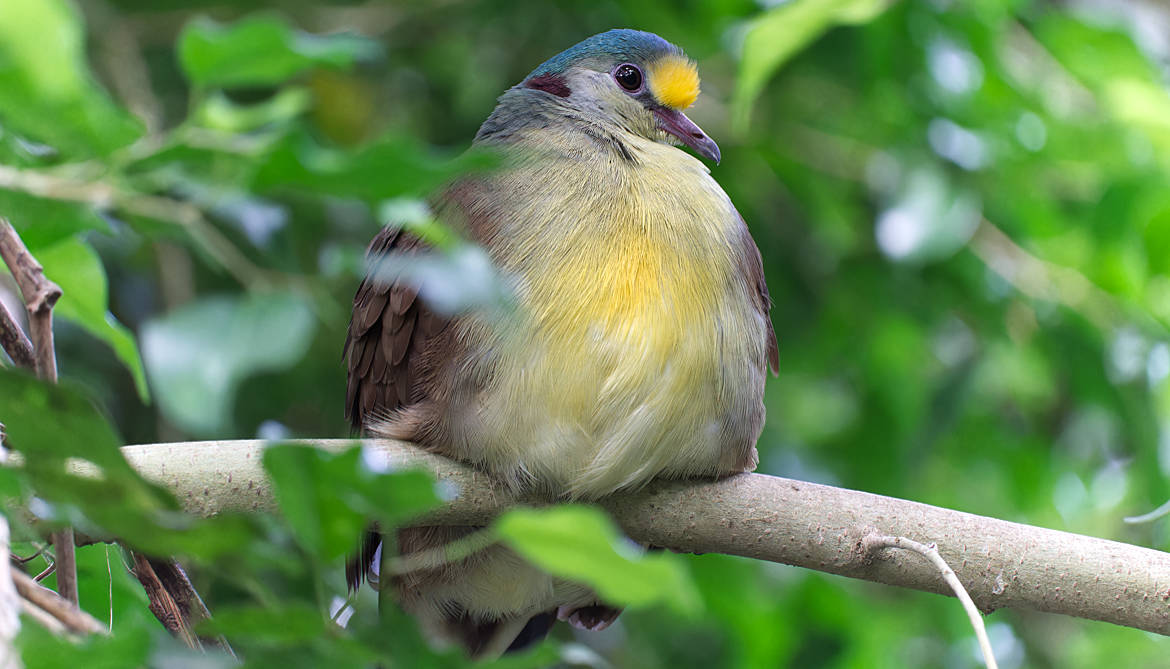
{"left": 440, "top": 137, "right": 767, "bottom": 498}
{"left": 452, "top": 268, "right": 764, "bottom": 499}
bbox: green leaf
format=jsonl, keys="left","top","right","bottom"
{"left": 262, "top": 444, "right": 359, "bottom": 560}
{"left": 73, "top": 544, "right": 161, "bottom": 633}
{"left": 1, "top": 369, "right": 130, "bottom": 471}
{"left": 198, "top": 603, "right": 326, "bottom": 643}
{"left": 178, "top": 14, "right": 380, "bottom": 89}
{"left": 253, "top": 131, "right": 498, "bottom": 204}
{"left": 0, "top": 0, "right": 142, "bottom": 157}
{"left": 17, "top": 617, "right": 152, "bottom": 669}
{"left": 495, "top": 505, "right": 701, "bottom": 614}
{"left": 0, "top": 370, "right": 171, "bottom": 539}
{"left": 734, "top": 0, "right": 891, "bottom": 130}
{"left": 263, "top": 444, "right": 441, "bottom": 560}
{"left": 140, "top": 292, "right": 316, "bottom": 436}
{"left": 193, "top": 88, "right": 312, "bottom": 133}
{"left": 0, "top": 369, "right": 263, "bottom": 561}
{"left": 37, "top": 237, "right": 149, "bottom": 401}
{"left": 0, "top": 189, "right": 109, "bottom": 250}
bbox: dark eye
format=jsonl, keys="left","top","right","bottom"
{"left": 613, "top": 63, "right": 643, "bottom": 92}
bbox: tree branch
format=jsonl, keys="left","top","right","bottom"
{"left": 0, "top": 298, "right": 34, "bottom": 369}
{"left": 10, "top": 570, "right": 104, "bottom": 636}
{"left": 0, "top": 220, "right": 61, "bottom": 381}
{"left": 129, "top": 553, "right": 199, "bottom": 649}
{"left": 0, "top": 221, "right": 77, "bottom": 609}
{"left": 119, "top": 439, "right": 1170, "bottom": 637}
{"left": 127, "top": 553, "right": 235, "bottom": 657}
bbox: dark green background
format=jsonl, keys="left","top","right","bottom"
{"left": 2, "top": 0, "right": 1169, "bottom": 666}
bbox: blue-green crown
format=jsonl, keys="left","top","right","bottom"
{"left": 525, "top": 29, "right": 683, "bottom": 79}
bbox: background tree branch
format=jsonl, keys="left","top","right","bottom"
{"left": 119, "top": 439, "right": 1170, "bottom": 637}
{"left": 0, "top": 220, "right": 78, "bottom": 610}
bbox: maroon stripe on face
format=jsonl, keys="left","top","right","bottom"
{"left": 524, "top": 74, "right": 571, "bottom": 97}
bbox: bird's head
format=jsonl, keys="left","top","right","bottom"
{"left": 520, "top": 29, "right": 720, "bottom": 164}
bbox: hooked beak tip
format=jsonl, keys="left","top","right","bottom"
{"left": 653, "top": 107, "right": 721, "bottom": 165}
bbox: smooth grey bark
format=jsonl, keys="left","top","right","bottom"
{"left": 120, "top": 439, "right": 1170, "bottom": 636}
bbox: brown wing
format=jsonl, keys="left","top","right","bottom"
{"left": 344, "top": 226, "right": 449, "bottom": 589}
{"left": 737, "top": 212, "right": 780, "bottom": 376}
{"left": 343, "top": 227, "right": 447, "bottom": 431}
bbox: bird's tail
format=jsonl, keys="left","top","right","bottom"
{"left": 346, "top": 525, "right": 621, "bottom": 657}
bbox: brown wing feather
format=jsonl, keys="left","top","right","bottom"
{"left": 344, "top": 226, "right": 449, "bottom": 589}
{"left": 736, "top": 212, "right": 780, "bottom": 376}
{"left": 344, "top": 227, "right": 445, "bottom": 431}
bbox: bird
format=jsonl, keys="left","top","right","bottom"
{"left": 344, "top": 28, "right": 779, "bottom": 657}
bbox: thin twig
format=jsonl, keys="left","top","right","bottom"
{"left": 0, "top": 297, "right": 33, "bottom": 369}
{"left": 0, "top": 222, "right": 77, "bottom": 609}
{"left": 1124, "top": 499, "right": 1170, "bottom": 525}
{"left": 0, "top": 166, "right": 270, "bottom": 288}
{"left": 19, "top": 600, "right": 65, "bottom": 637}
{"left": 32, "top": 562, "right": 54, "bottom": 583}
{"left": 48, "top": 531, "right": 76, "bottom": 607}
{"left": 10, "top": 569, "right": 104, "bottom": 635}
{"left": 0, "top": 220, "right": 61, "bottom": 381}
{"left": 862, "top": 533, "right": 998, "bottom": 669}
{"left": 9, "top": 544, "right": 47, "bottom": 565}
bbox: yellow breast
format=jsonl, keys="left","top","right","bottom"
{"left": 454, "top": 134, "right": 763, "bottom": 498}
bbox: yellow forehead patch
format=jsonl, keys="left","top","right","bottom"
{"left": 647, "top": 55, "right": 700, "bottom": 110}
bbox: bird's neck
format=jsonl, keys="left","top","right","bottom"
{"left": 476, "top": 88, "right": 638, "bottom": 164}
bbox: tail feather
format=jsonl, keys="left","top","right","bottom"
{"left": 346, "top": 528, "right": 381, "bottom": 591}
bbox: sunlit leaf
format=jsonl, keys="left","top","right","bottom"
{"left": 734, "top": 0, "right": 891, "bottom": 129}
{"left": 0, "top": 0, "right": 142, "bottom": 157}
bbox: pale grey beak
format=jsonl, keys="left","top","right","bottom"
{"left": 652, "top": 107, "right": 721, "bottom": 164}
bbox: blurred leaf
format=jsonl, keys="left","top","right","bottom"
{"left": 0, "top": 0, "right": 142, "bottom": 157}
{"left": 1, "top": 368, "right": 132, "bottom": 471}
{"left": 734, "top": 0, "right": 891, "bottom": 129}
{"left": 140, "top": 292, "right": 315, "bottom": 436}
{"left": 874, "top": 166, "right": 981, "bottom": 263}
{"left": 198, "top": 602, "right": 326, "bottom": 643}
{"left": 0, "top": 369, "right": 262, "bottom": 559}
{"left": 193, "top": 88, "right": 311, "bottom": 133}
{"left": 178, "top": 14, "right": 381, "bottom": 89}
{"left": 253, "top": 131, "right": 498, "bottom": 203}
{"left": 0, "top": 189, "right": 109, "bottom": 250}
{"left": 495, "top": 505, "right": 700, "bottom": 614}
{"left": 37, "top": 237, "right": 149, "bottom": 401}
{"left": 263, "top": 444, "right": 441, "bottom": 560}
{"left": 18, "top": 617, "right": 152, "bottom": 669}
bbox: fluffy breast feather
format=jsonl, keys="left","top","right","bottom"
{"left": 440, "top": 128, "right": 768, "bottom": 498}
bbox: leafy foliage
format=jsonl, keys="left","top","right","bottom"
{"left": 496, "top": 506, "right": 700, "bottom": 614}
{"left": 1, "top": 0, "right": 1170, "bottom": 667}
